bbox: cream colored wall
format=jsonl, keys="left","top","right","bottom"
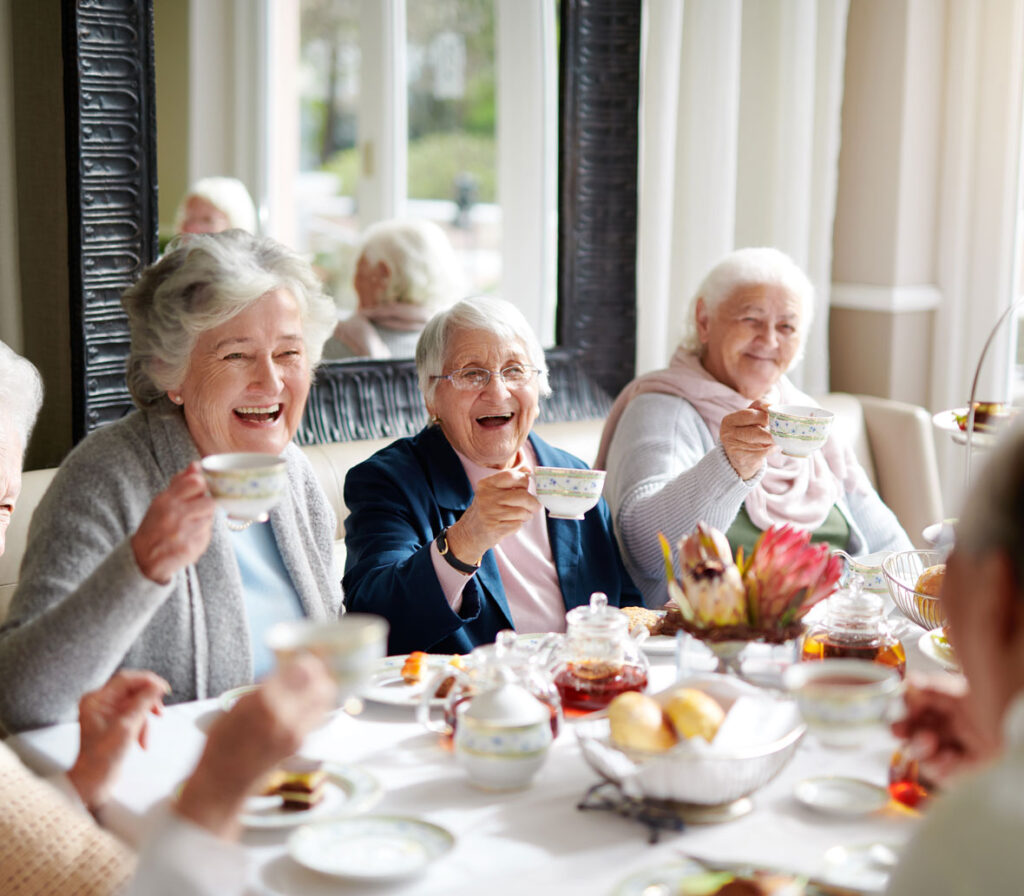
{"left": 830, "top": 0, "right": 945, "bottom": 411}
{"left": 155, "top": 0, "right": 191, "bottom": 239}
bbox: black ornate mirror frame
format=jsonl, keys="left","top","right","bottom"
{"left": 62, "top": 0, "right": 639, "bottom": 444}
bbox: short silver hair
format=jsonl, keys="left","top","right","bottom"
{"left": 415, "top": 296, "right": 551, "bottom": 404}
{"left": 679, "top": 247, "right": 816, "bottom": 365}
{"left": 358, "top": 218, "right": 464, "bottom": 308}
{"left": 955, "top": 421, "right": 1024, "bottom": 596}
{"left": 122, "top": 230, "right": 337, "bottom": 408}
{"left": 0, "top": 340, "right": 43, "bottom": 449}
{"left": 174, "top": 176, "right": 258, "bottom": 233}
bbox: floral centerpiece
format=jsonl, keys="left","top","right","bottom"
{"left": 658, "top": 521, "right": 842, "bottom": 645}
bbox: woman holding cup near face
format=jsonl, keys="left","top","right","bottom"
{"left": 597, "top": 247, "right": 912, "bottom": 608}
{"left": 343, "top": 297, "right": 640, "bottom": 655}
{"left": 0, "top": 230, "right": 341, "bottom": 732}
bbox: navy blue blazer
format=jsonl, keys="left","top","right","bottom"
{"left": 342, "top": 425, "right": 641, "bottom": 655}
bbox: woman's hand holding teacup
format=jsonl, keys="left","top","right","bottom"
{"left": 131, "top": 461, "right": 217, "bottom": 584}
{"left": 720, "top": 400, "right": 778, "bottom": 480}
{"left": 446, "top": 465, "right": 540, "bottom": 565}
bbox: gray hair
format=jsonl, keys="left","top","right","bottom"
{"left": 955, "top": 421, "right": 1024, "bottom": 597}
{"left": 358, "top": 218, "right": 464, "bottom": 308}
{"left": 415, "top": 296, "right": 551, "bottom": 404}
{"left": 0, "top": 340, "right": 43, "bottom": 450}
{"left": 122, "top": 230, "right": 337, "bottom": 408}
{"left": 679, "top": 247, "right": 816, "bottom": 365}
{"left": 174, "top": 176, "right": 258, "bottom": 233}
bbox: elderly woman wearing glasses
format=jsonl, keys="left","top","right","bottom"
{"left": 343, "top": 297, "right": 640, "bottom": 654}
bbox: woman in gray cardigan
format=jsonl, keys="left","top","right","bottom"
{"left": 0, "top": 231, "right": 342, "bottom": 732}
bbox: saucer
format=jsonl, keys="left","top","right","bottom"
{"left": 794, "top": 776, "right": 889, "bottom": 817}
{"left": 288, "top": 815, "right": 454, "bottom": 881}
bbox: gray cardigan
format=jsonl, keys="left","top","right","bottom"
{"left": 0, "top": 407, "right": 343, "bottom": 732}
{"left": 603, "top": 393, "right": 914, "bottom": 608}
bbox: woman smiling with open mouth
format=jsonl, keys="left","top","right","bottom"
{"left": 342, "top": 297, "right": 640, "bottom": 655}
{"left": 0, "top": 231, "right": 342, "bottom": 732}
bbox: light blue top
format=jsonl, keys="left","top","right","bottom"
{"left": 230, "top": 520, "right": 305, "bottom": 679}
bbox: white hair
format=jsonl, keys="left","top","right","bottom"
{"left": 358, "top": 218, "right": 464, "bottom": 308}
{"left": 122, "top": 230, "right": 337, "bottom": 408}
{"left": 0, "top": 340, "right": 44, "bottom": 449}
{"left": 415, "top": 296, "right": 550, "bottom": 404}
{"left": 955, "top": 421, "right": 1024, "bottom": 595}
{"left": 679, "top": 247, "right": 816, "bottom": 364}
{"left": 175, "top": 176, "right": 258, "bottom": 234}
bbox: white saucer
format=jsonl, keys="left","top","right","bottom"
{"left": 932, "top": 408, "right": 1001, "bottom": 447}
{"left": 288, "top": 815, "right": 454, "bottom": 881}
{"left": 918, "top": 628, "right": 959, "bottom": 673}
{"left": 819, "top": 841, "right": 900, "bottom": 895}
{"left": 241, "top": 763, "right": 382, "bottom": 829}
{"left": 794, "top": 776, "right": 889, "bottom": 817}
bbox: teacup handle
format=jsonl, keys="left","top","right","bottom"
{"left": 416, "top": 666, "right": 470, "bottom": 735}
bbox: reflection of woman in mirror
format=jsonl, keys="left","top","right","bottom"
{"left": 326, "top": 218, "right": 464, "bottom": 361}
{"left": 175, "top": 176, "right": 258, "bottom": 235}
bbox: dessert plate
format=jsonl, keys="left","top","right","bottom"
{"left": 612, "top": 860, "right": 806, "bottom": 896}
{"left": 819, "top": 842, "right": 900, "bottom": 895}
{"left": 794, "top": 776, "right": 889, "bottom": 817}
{"left": 918, "top": 628, "right": 959, "bottom": 672}
{"left": 288, "top": 815, "right": 455, "bottom": 881}
{"left": 361, "top": 654, "right": 459, "bottom": 708}
{"left": 218, "top": 684, "right": 261, "bottom": 713}
{"left": 932, "top": 408, "right": 1000, "bottom": 447}
{"left": 241, "top": 763, "right": 382, "bottom": 829}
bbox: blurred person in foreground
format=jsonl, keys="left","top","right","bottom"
{"left": 343, "top": 296, "right": 640, "bottom": 655}
{"left": 175, "top": 176, "right": 258, "bottom": 236}
{"left": 0, "top": 231, "right": 340, "bottom": 732}
{"left": 886, "top": 423, "right": 1024, "bottom": 894}
{"left": 327, "top": 217, "right": 464, "bottom": 360}
{"left": 597, "top": 247, "right": 912, "bottom": 607}
{"left": 0, "top": 339, "right": 336, "bottom": 895}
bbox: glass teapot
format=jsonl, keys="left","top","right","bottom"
{"left": 417, "top": 630, "right": 562, "bottom": 737}
{"left": 547, "top": 592, "right": 649, "bottom": 712}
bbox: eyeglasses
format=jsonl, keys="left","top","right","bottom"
{"left": 431, "top": 364, "right": 541, "bottom": 391}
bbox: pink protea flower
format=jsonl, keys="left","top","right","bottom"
{"left": 740, "top": 524, "right": 843, "bottom": 629}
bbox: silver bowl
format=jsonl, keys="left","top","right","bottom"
{"left": 882, "top": 550, "right": 946, "bottom": 630}
{"left": 576, "top": 676, "right": 804, "bottom": 812}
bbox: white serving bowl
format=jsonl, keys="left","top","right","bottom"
{"left": 533, "top": 466, "right": 606, "bottom": 520}
{"left": 784, "top": 659, "right": 902, "bottom": 749}
{"left": 767, "top": 405, "right": 834, "bottom": 458}
{"left": 202, "top": 452, "right": 288, "bottom": 523}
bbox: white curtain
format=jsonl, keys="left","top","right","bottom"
{"left": 637, "top": 0, "right": 849, "bottom": 394}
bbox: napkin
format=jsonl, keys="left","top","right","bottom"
{"left": 711, "top": 696, "right": 802, "bottom": 752}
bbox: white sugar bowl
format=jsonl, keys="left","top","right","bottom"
{"left": 454, "top": 679, "right": 553, "bottom": 791}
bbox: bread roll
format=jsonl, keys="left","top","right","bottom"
{"left": 608, "top": 692, "right": 677, "bottom": 752}
{"left": 915, "top": 564, "right": 946, "bottom": 598}
{"left": 663, "top": 687, "right": 725, "bottom": 743}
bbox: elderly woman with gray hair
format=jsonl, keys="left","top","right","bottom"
{"left": 597, "top": 247, "right": 911, "bottom": 608}
{"left": 328, "top": 218, "right": 463, "bottom": 360}
{"left": 0, "top": 230, "right": 341, "bottom": 732}
{"left": 343, "top": 296, "right": 640, "bottom": 655}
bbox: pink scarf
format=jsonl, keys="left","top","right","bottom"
{"left": 595, "top": 348, "right": 870, "bottom": 531}
{"left": 332, "top": 302, "right": 433, "bottom": 359}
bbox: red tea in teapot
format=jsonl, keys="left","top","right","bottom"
{"left": 554, "top": 661, "right": 648, "bottom": 712}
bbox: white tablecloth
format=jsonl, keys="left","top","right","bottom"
{"left": 6, "top": 622, "right": 947, "bottom": 896}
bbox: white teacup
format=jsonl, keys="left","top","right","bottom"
{"left": 783, "top": 658, "right": 902, "bottom": 749}
{"left": 265, "top": 614, "right": 389, "bottom": 703}
{"left": 767, "top": 405, "right": 834, "bottom": 458}
{"left": 833, "top": 549, "right": 892, "bottom": 595}
{"left": 533, "top": 466, "right": 606, "bottom": 520}
{"left": 202, "top": 452, "right": 288, "bottom": 523}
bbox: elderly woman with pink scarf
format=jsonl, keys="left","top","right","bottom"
{"left": 597, "top": 247, "right": 912, "bottom": 607}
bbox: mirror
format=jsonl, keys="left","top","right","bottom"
{"left": 62, "top": 0, "right": 640, "bottom": 443}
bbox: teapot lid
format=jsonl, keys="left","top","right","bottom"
{"left": 565, "top": 592, "right": 628, "bottom": 634}
{"left": 463, "top": 676, "right": 549, "bottom": 726}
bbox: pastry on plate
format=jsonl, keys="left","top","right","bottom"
{"left": 260, "top": 757, "right": 327, "bottom": 811}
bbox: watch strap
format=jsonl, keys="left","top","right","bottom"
{"left": 435, "top": 527, "right": 481, "bottom": 574}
